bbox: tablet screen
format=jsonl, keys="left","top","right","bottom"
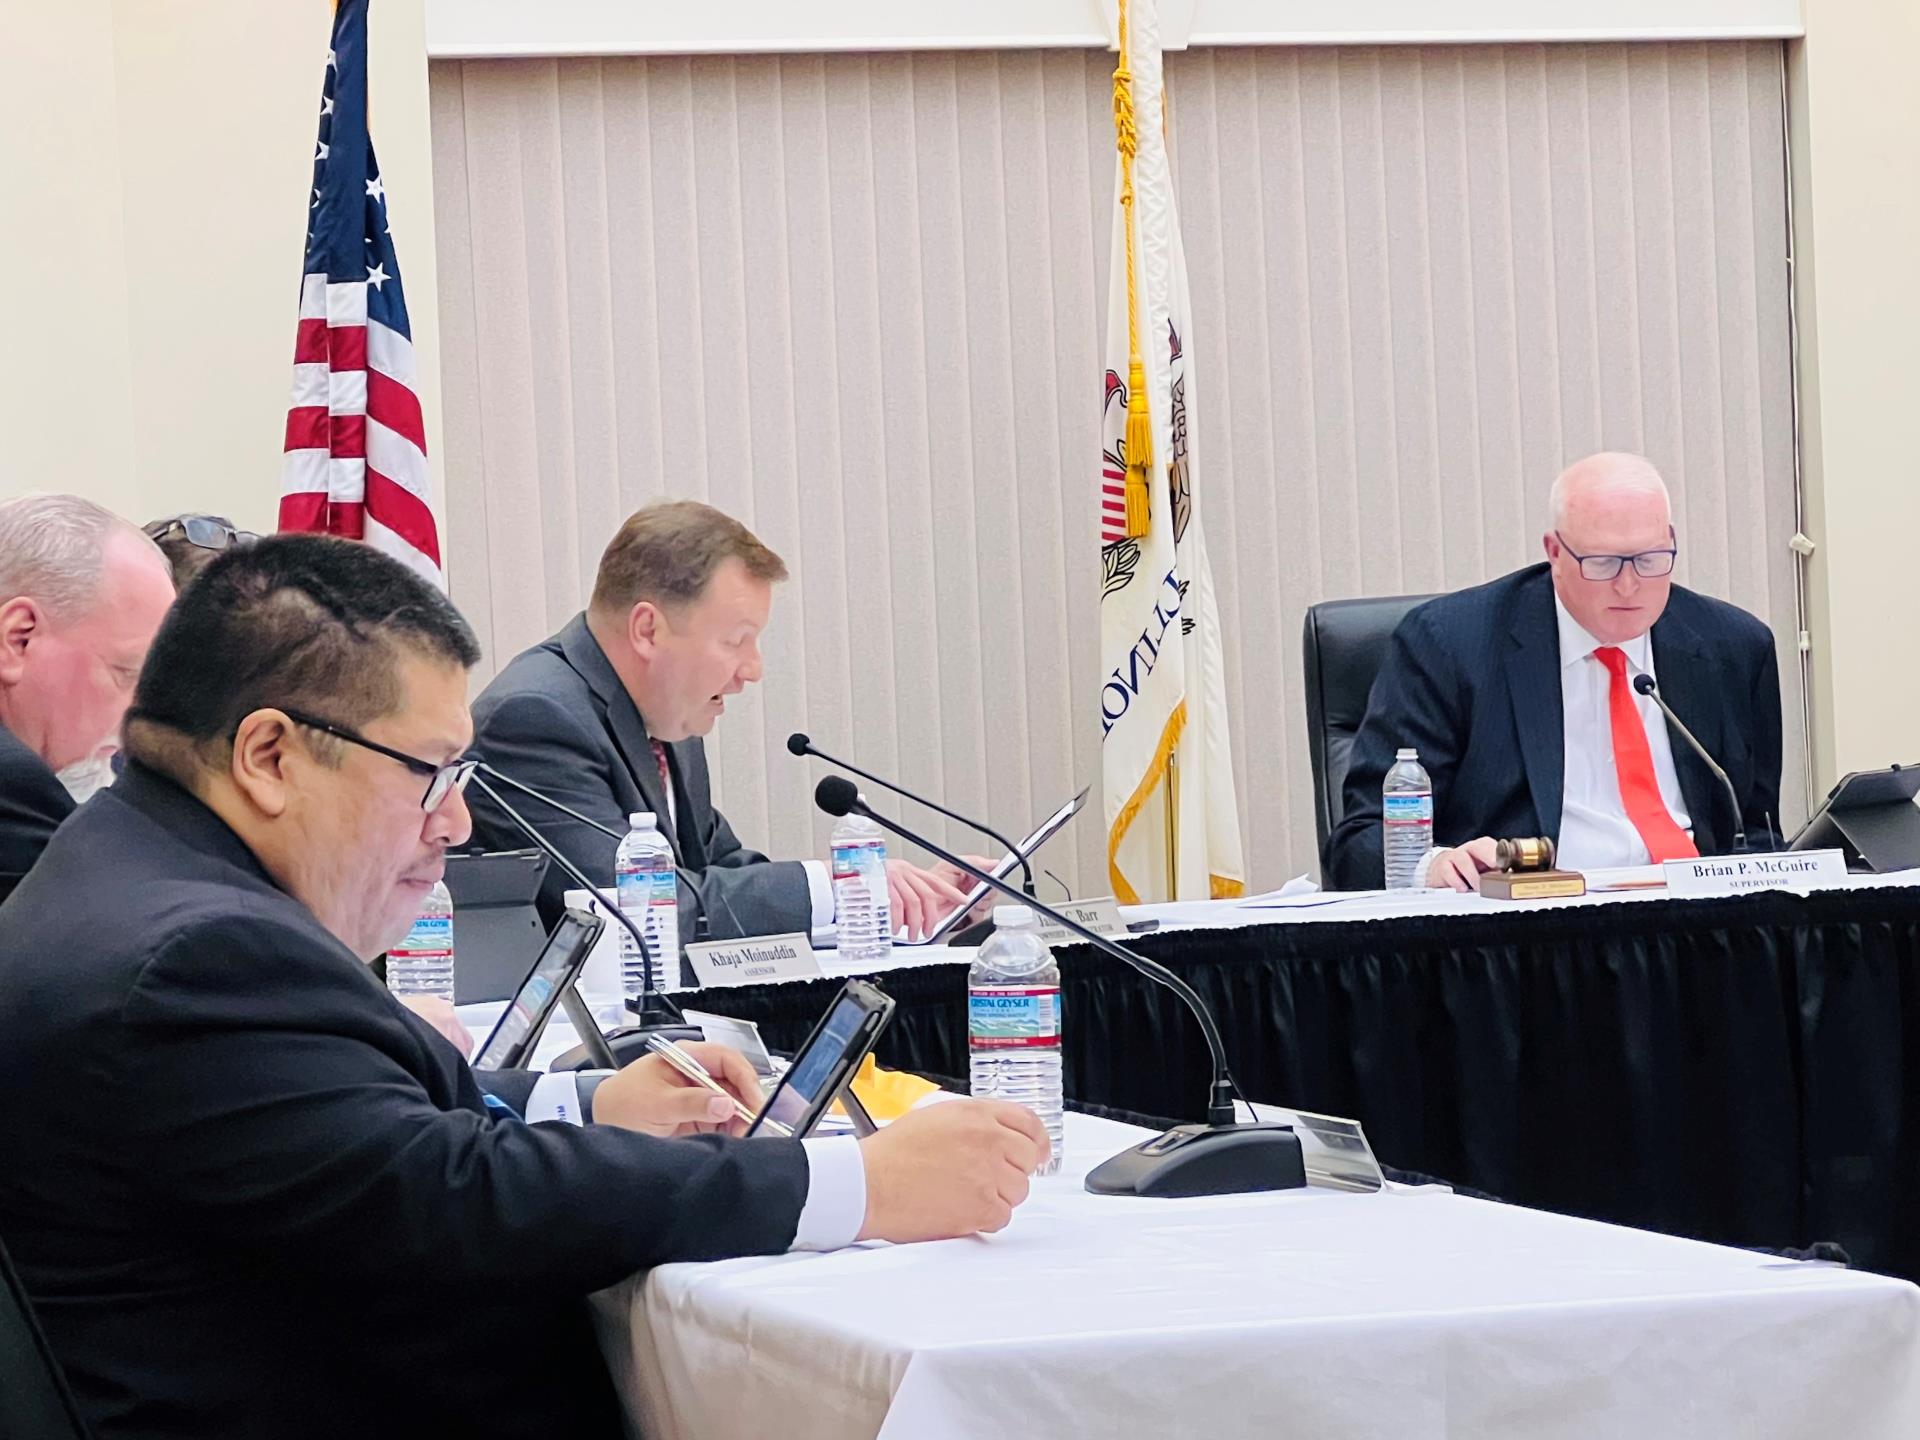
{"left": 758, "top": 994, "right": 870, "bottom": 1135}
{"left": 915, "top": 786, "right": 1089, "bottom": 946}
{"left": 471, "top": 910, "right": 599, "bottom": 1071}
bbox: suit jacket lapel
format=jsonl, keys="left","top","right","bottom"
{"left": 1507, "top": 575, "right": 1566, "bottom": 837}
{"left": 1648, "top": 611, "right": 1721, "bottom": 850}
{"left": 555, "top": 614, "right": 682, "bottom": 861}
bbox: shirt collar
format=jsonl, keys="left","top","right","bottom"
{"left": 1554, "top": 594, "right": 1652, "bottom": 675}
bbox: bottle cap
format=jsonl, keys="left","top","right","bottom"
{"left": 992, "top": 904, "right": 1034, "bottom": 929}
{"left": 1395, "top": 747, "right": 1418, "bottom": 761}
{"left": 627, "top": 812, "right": 656, "bottom": 829}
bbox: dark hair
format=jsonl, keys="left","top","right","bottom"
{"left": 590, "top": 500, "right": 788, "bottom": 616}
{"left": 124, "top": 534, "right": 480, "bottom": 777}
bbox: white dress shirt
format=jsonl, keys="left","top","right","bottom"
{"left": 1553, "top": 597, "right": 1693, "bottom": 869}
{"left": 523, "top": 1072, "right": 868, "bottom": 1250}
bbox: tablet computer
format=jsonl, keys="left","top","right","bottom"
{"left": 747, "top": 980, "right": 895, "bottom": 1139}
{"left": 1789, "top": 763, "right": 1920, "bottom": 872}
{"left": 442, "top": 848, "right": 550, "bottom": 1003}
{"left": 471, "top": 907, "right": 605, "bottom": 1072}
{"left": 899, "top": 786, "right": 1090, "bottom": 947}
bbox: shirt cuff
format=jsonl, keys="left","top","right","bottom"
{"left": 525, "top": 1071, "right": 596, "bottom": 1126}
{"left": 802, "top": 859, "right": 835, "bottom": 930}
{"left": 791, "top": 1137, "right": 868, "bottom": 1251}
{"left": 1411, "top": 846, "right": 1443, "bottom": 889}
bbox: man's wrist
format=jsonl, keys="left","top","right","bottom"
{"left": 1411, "top": 846, "right": 1443, "bottom": 889}
{"left": 577, "top": 1072, "right": 610, "bottom": 1123}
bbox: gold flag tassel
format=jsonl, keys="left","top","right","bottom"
{"left": 1112, "top": 0, "right": 1151, "bottom": 538}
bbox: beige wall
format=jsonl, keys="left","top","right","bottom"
{"left": 0, "top": 0, "right": 135, "bottom": 502}
{"left": 6, "top": 0, "right": 1914, "bottom": 800}
{"left": 1791, "top": 0, "right": 1920, "bottom": 787}
{"left": 0, "top": 0, "right": 441, "bottom": 542}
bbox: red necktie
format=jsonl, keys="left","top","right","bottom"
{"left": 1594, "top": 647, "right": 1698, "bottom": 862}
{"left": 648, "top": 738, "right": 671, "bottom": 795}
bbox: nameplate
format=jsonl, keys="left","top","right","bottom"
{"left": 1032, "top": 897, "right": 1127, "bottom": 950}
{"left": 683, "top": 932, "right": 820, "bottom": 987}
{"left": 1663, "top": 849, "right": 1848, "bottom": 897}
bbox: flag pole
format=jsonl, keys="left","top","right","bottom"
{"left": 1113, "top": 0, "right": 1152, "bottom": 537}
{"left": 1163, "top": 747, "right": 1179, "bottom": 897}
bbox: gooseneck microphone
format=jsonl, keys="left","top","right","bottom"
{"left": 467, "top": 770, "right": 686, "bottom": 1032}
{"left": 813, "top": 775, "right": 1306, "bottom": 1198}
{"left": 1631, "top": 672, "right": 1749, "bottom": 853}
{"left": 788, "top": 733, "right": 1035, "bottom": 897}
{"left": 476, "top": 762, "right": 623, "bottom": 840}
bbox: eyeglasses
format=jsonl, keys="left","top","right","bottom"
{"left": 1553, "top": 530, "right": 1678, "bottom": 583}
{"left": 145, "top": 516, "right": 260, "bottom": 553}
{"left": 279, "top": 707, "right": 477, "bottom": 812}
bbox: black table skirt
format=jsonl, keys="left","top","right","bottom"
{"left": 677, "top": 886, "right": 1920, "bottom": 1279}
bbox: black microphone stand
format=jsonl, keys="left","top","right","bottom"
{"left": 1630, "top": 673, "right": 1751, "bottom": 852}
{"left": 789, "top": 733, "right": 1037, "bottom": 897}
{"left": 477, "top": 762, "right": 625, "bottom": 842}
{"left": 815, "top": 776, "right": 1305, "bottom": 1198}
{"left": 467, "top": 770, "right": 687, "bottom": 1034}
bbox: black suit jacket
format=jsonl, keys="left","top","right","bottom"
{"left": 1325, "top": 565, "right": 1784, "bottom": 889}
{"left": 468, "top": 614, "right": 812, "bottom": 939}
{"left": 0, "top": 721, "right": 72, "bottom": 904}
{"left": 0, "top": 763, "right": 810, "bottom": 1440}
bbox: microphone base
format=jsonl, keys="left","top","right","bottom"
{"left": 1084, "top": 1121, "right": 1306, "bottom": 1198}
{"left": 627, "top": 989, "right": 687, "bottom": 1028}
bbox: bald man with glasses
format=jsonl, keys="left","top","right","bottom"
{"left": 1324, "top": 453, "right": 1784, "bottom": 891}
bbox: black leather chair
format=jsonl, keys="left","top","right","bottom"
{"left": 1301, "top": 593, "right": 1437, "bottom": 864}
{"left": 0, "top": 1232, "right": 90, "bottom": 1439}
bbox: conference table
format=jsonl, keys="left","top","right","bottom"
{"left": 660, "top": 868, "right": 1920, "bottom": 1282}
{"left": 585, "top": 1111, "right": 1920, "bottom": 1439}
{"left": 460, "top": 887, "right": 1920, "bottom": 1436}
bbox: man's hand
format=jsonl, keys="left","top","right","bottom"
{"left": 590, "top": 1043, "right": 765, "bottom": 1138}
{"left": 1430, "top": 837, "right": 1499, "bottom": 892}
{"left": 398, "top": 994, "right": 473, "bottom": 1057}
{"left": 855, "top": 1098, "right": 1050, "bottom": 1243}
{"left": 929, "top": 856, "right": 999, "bottom": 923}
{"left": 886, "top": 859, "right": 970, "bottom": 940}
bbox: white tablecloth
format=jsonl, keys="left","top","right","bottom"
{"left": 590, "top": 1113, "right": 1920, "bottom": 1440}
{"left": 1130, "top": 865, "right": 1920, "bottom": 934}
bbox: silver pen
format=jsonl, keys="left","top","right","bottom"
{"left": 642, "top": 1034, "right": 788, "bottom": 1135}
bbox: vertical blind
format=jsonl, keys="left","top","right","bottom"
{"left": 430, "top": 41, "right": 1801, "bottom": 892}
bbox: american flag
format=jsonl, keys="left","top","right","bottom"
{"left": 278, "top": 0, "right": 442, "bottom": 585}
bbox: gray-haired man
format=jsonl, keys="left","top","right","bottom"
{"left": 0, "top": 494, "right": 175, "bottom": 900}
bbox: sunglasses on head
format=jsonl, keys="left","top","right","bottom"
{"left": 146, "top": 516, "right": 260, "bottom": 553}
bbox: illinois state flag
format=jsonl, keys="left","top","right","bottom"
{"left": 1098, "top": 0, "right": 1245, "bottom": 904}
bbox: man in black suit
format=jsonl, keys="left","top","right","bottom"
{"left": 469, "top": 501, "right": 971, "bottom": 940}
{"left": 1327, "top": 453, "right": 1782, "bottom": 890}
{"left": 0, "top": 535, "right": 1046, "bottom": 1440}
{"left": 0, "top": 494, "right": 175, "bottom": 900}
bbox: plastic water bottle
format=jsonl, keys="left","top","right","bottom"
{"left": 387, "top": 880, "right": 455, "bottom": 1000}
{"left": 1383, "top": 747, "right": 1434, "bottom": 890}
{"left": 615, "top": 813, "right": 679, "bottom": 998}
{"left": 830, "top": 813, "right": 893, "bottom": 966}
{"left": 968, "top": 905, "right": 1063, "bottom": 1176}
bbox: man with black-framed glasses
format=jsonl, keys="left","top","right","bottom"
{"left": 1326, "top": 452, "right": 1783, "bottom": 890}
{"left": 0, "top": 533, "right": 1046, "bottom": 1440}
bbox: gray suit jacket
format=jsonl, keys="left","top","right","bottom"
{"left": 467, "top": 614, "right": 812, "bottom": 944}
